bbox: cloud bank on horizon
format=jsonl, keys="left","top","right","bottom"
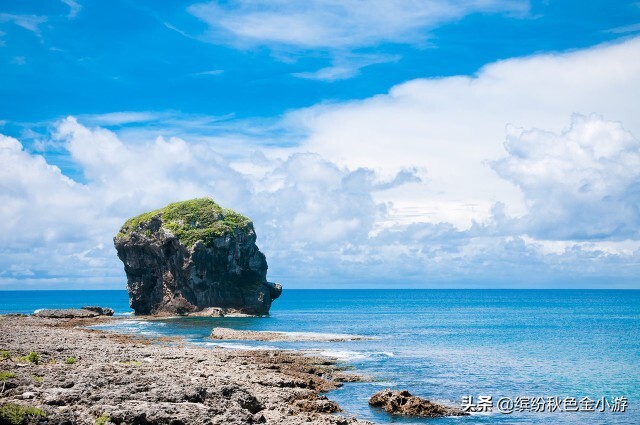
{"left": 0, "top": 1, "right": 639, "bottom": 288}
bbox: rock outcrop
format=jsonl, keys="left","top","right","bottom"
{"left": 114, "top": 198, "right": 282, "bottom": 316}
{"left": 369, "top": 389, "right": 468, "bottom": 417}
{"left": 210, "top": 327, "right": 371, "bottom": 342}
{"left": 33, "top": 307, "right": 114, "bottom": 319}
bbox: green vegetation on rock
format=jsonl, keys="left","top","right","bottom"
{"left": 17, "top": 352, "right": 38, "bottom": 365}
{"left": 0, "top": 371, "right": 16, "bottom": 381}
{"left": 0, "top": 403, "right": 46, "bottom": 424}
{"left": 95, "top": 414, "right": 111, "bottom": 425}
{"left": 64, "top": 357, "right": 77, "bottom": 365}
{"left": 116, "top": 198, "right": 252, "bottom": 248}
{"left": 0, "top": 351, "right": 10, "bottom": 360}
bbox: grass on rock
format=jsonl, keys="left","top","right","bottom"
{"left": 16, "top": 352, "right": 38, "bottom": 365}
{"left": 116, "top": 198, "right": 252, "bottom": 248}
{"left": 95, "top": 414, "right": 111, "bottom": 425}
{"left": 0, "top": 403, "right": 46, "bottom": 424}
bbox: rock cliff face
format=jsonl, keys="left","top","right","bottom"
{"left": 114, "top": 198, "right": 282, "bottom": 315}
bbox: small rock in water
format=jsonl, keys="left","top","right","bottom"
{"left": 369, "top": 388, "right": 468, "bottom": 417}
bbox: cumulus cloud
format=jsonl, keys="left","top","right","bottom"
{"left": 0, "top": 119, "right": 418, "bottom": 288}
{"left": 3, "top": 38, "right": 640, "bottom": 288}
{"left": 493, "top": 114, "right": 640, "bottom": 241}
{"left": 289, "top": 37, "right": 640, "bottom": 228}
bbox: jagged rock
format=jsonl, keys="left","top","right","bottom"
{"left": 369, "top": 389, "right": 468, "bottom": 417}
{"left": 33, "top": 308, "right": 112, "bottom": 319}
{"left": 82, "top": 306, "right": 115, "bottom": 316}
{"left": 114, "top": 198, "right": 282, "bottom": 316}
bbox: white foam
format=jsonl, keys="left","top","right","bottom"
{"left": 214, "top": 329, "right": 370, "bottom": 341}
{"left": 199, "top": 342, "right": 281, "bottom": 351}
{"left": 280, "top": 331, "right": 371, "bottom": 341}
{"left": 311, "top": 349, "right": 395, "bottom": 362}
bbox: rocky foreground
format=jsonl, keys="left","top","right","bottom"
{"left": 0, "top": 315, "right": 371, "bottom": 425}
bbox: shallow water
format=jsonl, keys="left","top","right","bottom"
{"left": 2, "top": 289, "right": 638, "bottom": 424}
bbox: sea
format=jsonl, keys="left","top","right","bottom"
{"left": 1, "top": 289, "right": 638, "bottom": 424}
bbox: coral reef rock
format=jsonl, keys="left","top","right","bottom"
{"left": 33, "top": 307, "right": 114, "bottom": 319}
{"left": 369, "top": 389, "right": 468, "bottom": 417}
{"left": 114, "top": 198, "right": 282, "bottom": 316}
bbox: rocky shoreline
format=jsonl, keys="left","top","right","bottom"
{"left": 0, "top": 315, "right": 372, "bottom": 425}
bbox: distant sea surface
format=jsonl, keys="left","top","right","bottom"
{"left": 1, "top": 289, "right": 638, "bottom": 424}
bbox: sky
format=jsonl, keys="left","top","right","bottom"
{"left": 1, "top": 0, "right": 640, "bottom": 289}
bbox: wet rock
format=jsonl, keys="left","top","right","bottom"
{"left": 369, "top": 388, "right": 468, "bottom": 417}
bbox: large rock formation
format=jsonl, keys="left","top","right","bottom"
{"left": 114, "top": 198, "right": 282, "bottom": 315}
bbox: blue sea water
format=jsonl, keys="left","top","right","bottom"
{"left": 1, "top": 289, "right": 638, "bottom": 424}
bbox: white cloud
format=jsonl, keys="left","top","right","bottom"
{"left": 492, "top": 114, "right": 640, "bottom": 241}
{"left": 292, "top": 53, "right": 399, "bottom": 82}
{"left": 0, "top": 119, "right": 414, "bottom": 288}
{"left": 606, "top": 23, "right": 640, "bottom": 34}
{"left": 192, "top": 69, "right": 225, "bottom": 76}
{"left": 187, "top": 0, "right": 527, "bottom": 80}
{"left": 60, "top": 0, "right": 81, "bottom": 19}
{"left": 189, "top": 0, "right": 527, "bottom": 50}
{"left": 3, "top": 38, "right": 640, "bottom": 288}
{"left": 289, "top": 37, "right": 640, "bottom": 229}
{"left": 80, "top": 111, "right": 166, "bottom": 126}
{"left": 0, "top": 13, "right": 47, "bottom": 35}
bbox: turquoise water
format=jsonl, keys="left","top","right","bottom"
{"left": 1, "top": 289, "right": 638, "bottom": 424}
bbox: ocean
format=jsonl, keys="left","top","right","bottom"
{"left": 1, "top": 289, "right": 638, "bottom": 424}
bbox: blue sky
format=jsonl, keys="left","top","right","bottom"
{"left": 1, "top": 1, "right": 640, "bottom": 289}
